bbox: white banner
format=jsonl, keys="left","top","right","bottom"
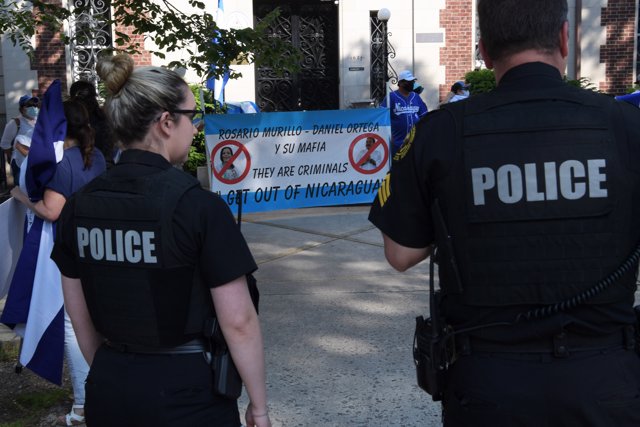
{"left": 205, "top": 108, "right": 391, "bottom": 213}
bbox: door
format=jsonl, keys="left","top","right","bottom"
{"left": 254, "top": 1, "right": 339, "bottom": 111}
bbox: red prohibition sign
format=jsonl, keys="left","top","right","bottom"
{"left": 211, "top": 140, "right": 251, "bottom": 185}
{"left": 348, "top": 132, "right": 389, "bottom": 175}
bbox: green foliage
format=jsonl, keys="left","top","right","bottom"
{"left": 0, "top": 341, "right": 19, "bottom": 362}
{"left": 464, "top": 69, "right": 496, "bottom": 95}
{"left": 183, "top": 84, "right": 228, "bottom": 176}
{"left": 0, "top": 1, "right": 70, "bottom": 59}
{"left": 15, "top": 389, "right": 69, "bottom": 410}
{"left": 564, "top": 76, "right": 598, "bottom": 92}
{"left": 462, "top": 70, "right": 602, "bottom": 95}
{"left": 0, "top": 1, "right": 300, "bottom": 83}
{"left": 0, "top": 388, "right": 71, "bottom": 427}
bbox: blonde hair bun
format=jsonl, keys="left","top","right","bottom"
{"left": 97, "top": 54, "right": 135, "bottom": 95}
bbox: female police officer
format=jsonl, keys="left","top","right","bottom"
{"left": 51, "top": 54, "right": 271, "bottom": 427}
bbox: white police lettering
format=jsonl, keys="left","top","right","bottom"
{"left": 76, "top": 227, "right": 158, "bottom": 263}
{"left": 471, "top": 159, "right": 607, "bottom": 205}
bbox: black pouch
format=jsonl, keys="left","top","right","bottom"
{"left": 203, "top": 273, "right": 260, "bottom": 399}
{"left": 204, "top": 317, "right": 243, "bottom": 399}
{"left": 413, "top": 315, "right": 450, "bottom": 401}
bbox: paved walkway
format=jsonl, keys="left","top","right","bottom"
{"left": 0, "top": 205, "right": 442, "bottom": 426}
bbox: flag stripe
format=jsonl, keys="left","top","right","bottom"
{"left": 1, "top": 79, "right": 66, "bottom": 385}
{"left": 0, "top": 217, "right": 43, "bottom": 326}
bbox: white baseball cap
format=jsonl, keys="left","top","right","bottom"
{"left": 398, "top": 70, "right": 417, "bottom": 82}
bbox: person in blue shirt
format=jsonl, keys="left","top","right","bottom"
{"left": 381, "top": 70, "right": 429, "bottom": 157}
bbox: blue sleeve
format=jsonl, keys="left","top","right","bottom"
{"left": 418, "top": 97, "right": 429, "bottom": 117}
{"left": 47, "top": 157, "right": 73, "bottom": 199}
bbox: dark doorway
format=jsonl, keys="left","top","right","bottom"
{"left": 253, "top": 1, "right": 339, "bottom": 112}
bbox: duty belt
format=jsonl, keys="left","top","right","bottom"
{"left": 456, "top": 326, "right": 635, "bottom": 358}
{"left": 105, "top": 338, "right": 208, "bottom": 354}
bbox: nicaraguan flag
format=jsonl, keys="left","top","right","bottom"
{"left": 206, "top": 0, "right": 230, "bottom": 104}
{"left": 0, "top": 80, "right": 66, "bottom": 384}
{"left": 615, "top": 91, "right": 640, "bottom": 107}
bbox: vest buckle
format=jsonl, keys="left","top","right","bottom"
{"left": 553, "top": 332, "right": 569, "bottom": 358}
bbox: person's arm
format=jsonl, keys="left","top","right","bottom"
{"left": 61, "top": 275, "right": 103, "bottom": 365}
{"left": 211, "top": 276, "right": 270, "bottom": 427}
{"left": 10, "top": 187, "right": 66, "bottom": 222}
{"left": 14, "top": 141, "right": 29, "bottom": 157}
{"left": 0, "top": 120, "right": 18, "bottom": 161}
{"left": 382, "top": 233, "right": 432, "bottom": 272}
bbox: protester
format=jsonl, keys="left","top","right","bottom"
{"left": 439, "top": 81, "right": 470, "bottom": 106}
{"left": 51, "top": 54, "right": 270, "bottom": 427}
{"left": 10, "top": 99, "right": 106, "bottom": 426}
{"left": 69, "top": 80, "right": 116, "bottom": 168}
{"left": 0, "top": 95, "right": 39, "bottom": 186}
{"left": 369, "top": 0, "right": 640, "bottom": 425}
{"left": 381, "top": 70, "right": 428, "bottom": 157}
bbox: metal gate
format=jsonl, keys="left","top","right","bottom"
{"left": 254, "top": 1, "right": 339, "bottom": 112}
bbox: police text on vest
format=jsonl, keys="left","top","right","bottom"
{"left": 77, "top": 227, "right": 158, "bottom": 263}
{"left": 471, "top": 159, "right": 607, "bottom": 205}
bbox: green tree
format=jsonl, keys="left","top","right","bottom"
{"left": 0, "top": 0, "right": 299, "bottom": 82}
{"left": 464, "top": 69, "right": 496, "bottom": 95}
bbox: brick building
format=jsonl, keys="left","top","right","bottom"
{"left": 1, "top": 0, "right": 638, "bottom": 126}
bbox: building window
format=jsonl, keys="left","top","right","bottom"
{"left": 370, "top": 11, "right": 396, "bottom": 105}
{"left": 69, "top": 0, "right": 113, "bottom": 86}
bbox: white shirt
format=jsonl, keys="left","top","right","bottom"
{"left": 0, "top": 115, "right": 36, "bottom": 162}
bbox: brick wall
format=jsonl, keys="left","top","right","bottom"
{"left": 31, "top": 5, "right": 153, "bottom": 97}
{"left": 113, "top": 22, "right": 152, "bottom": 66}
{"left": 32, "top": 0, "right": 67, "bottom": 95}
{"left": 439, "top": 0, "right": 474, "bottom": 102}
{"left": 600, "top": 0, "right": 636, "bottom": 94}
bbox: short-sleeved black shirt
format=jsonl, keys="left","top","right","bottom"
{"left": 52, "top": 149, "right": 257, "bottom": 288}
{"left": 369, "top": 62, "right": 640, "bottom": 342}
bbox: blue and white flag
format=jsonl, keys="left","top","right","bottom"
{"left": 615, "top": 91, "right": 640, "bottom": 107}
{"left": 206, "top": 0, "right": 230, "bottom": 104}
{"left": 0, "top": 80, "right": 66, "bottom": 384}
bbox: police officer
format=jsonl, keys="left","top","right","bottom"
{"left": 51, "top": 54, "right": 271, "bottom": 427}
{"left": 369, "top": 0, "right": 640, "bottom": 425}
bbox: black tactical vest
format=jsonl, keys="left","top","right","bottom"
{"left": 434, "top": 85, "right": 638, "bottom": 307}
{"left": 71, "top": 167, "right": 213, "bottom": 346}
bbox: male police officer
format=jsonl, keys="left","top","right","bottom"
{"left": 369, "top": 0, "right": 640, "bottom": 425}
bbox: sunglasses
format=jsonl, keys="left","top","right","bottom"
{"left": 169, "top": 109, "right": 204, "bottom": 126}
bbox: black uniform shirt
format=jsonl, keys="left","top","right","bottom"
{"left": 370, "top": 62, "right": 640, "bottom": 342}
{"left": 52, "top": 149, "right": 257, "bottom": 288}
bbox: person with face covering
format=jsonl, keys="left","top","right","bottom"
{"left": 51, "top": 54, "right": 270, "bottom": 427}
{"left": 0, "top": 95, "right": 40, "bottom": 186}
{"left": 381, "top": 70, "right": 428, "bottom": 157}
{"left": 10, "top": 99, "right": 107, "bottom": 426}
{"left": 439, "top": 81, "right": 470, "bottom": 106}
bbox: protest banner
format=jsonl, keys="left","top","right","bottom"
{"left": 205, "top": 108, "right": 391, "bottom": 213}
